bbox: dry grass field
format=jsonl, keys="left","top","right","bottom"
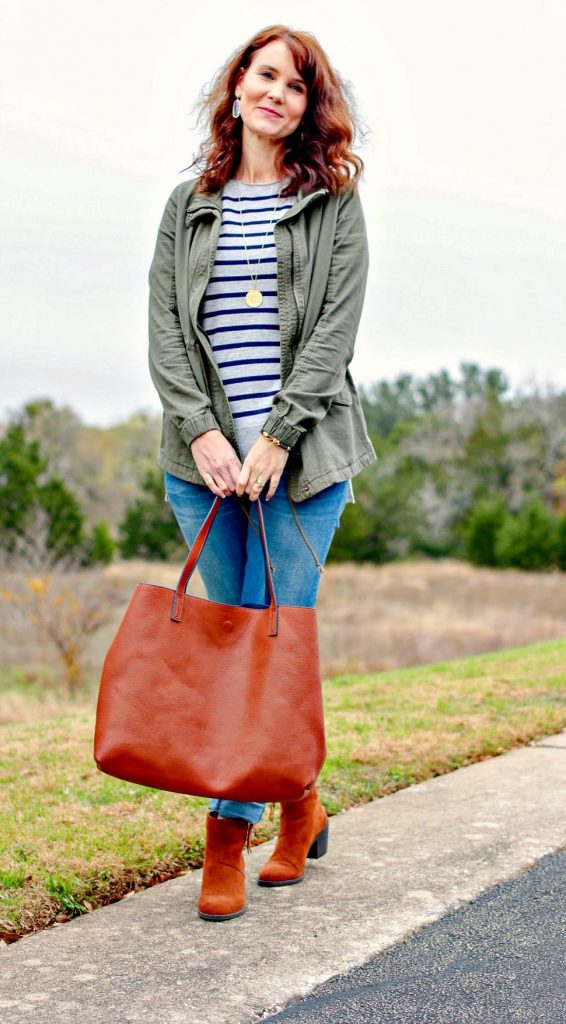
{"left": 0, "top": 557, "right": 565, "bottom": 725}
{"left": 316, "top": 557, "right": 566, "bottom": 674}
{"left": 101, "top": 556, "right": 566, "bottom": 677}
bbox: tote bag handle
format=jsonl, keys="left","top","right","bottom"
{"left": 170, "top": 494, "right": 279, "bottom": 635}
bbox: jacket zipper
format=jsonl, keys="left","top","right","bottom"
{"left": 274, "top": 187, "right": 328, "bottom": 376}
{"left": 189, "top": 209, "right": 243, "bottom": 461}
{"left": 275, "top": 188, "right": 329, "bottom": 572}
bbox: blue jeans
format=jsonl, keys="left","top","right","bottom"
{"left": 164, "top": 465, "right": 350, "bottom": 825}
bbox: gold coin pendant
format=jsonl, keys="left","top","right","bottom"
{"left": 246, "top": 288, "right": 263, "bottom": 308}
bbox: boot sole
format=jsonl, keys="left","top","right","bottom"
{"left": 258, "top": 873, "right": 304, "bottom": 888}
{"left": 198, "top": 904, "right": 247, "bottom": 921}
{"left": 257, "top": 821, "right": 329, "bottom": 887}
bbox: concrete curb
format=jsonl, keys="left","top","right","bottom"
{"left": 1, "top": 731, "right": 565, "bottom": 1023}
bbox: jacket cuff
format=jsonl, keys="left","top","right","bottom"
{"left": 180, "top": 409, "right": 222, "bottom": 447}
{"left": 261, "top": 411, "right": 305, "bottom": 450}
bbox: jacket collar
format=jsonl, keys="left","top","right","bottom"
{"left": 185, "top": 182, "right": 329, "bottom": 227}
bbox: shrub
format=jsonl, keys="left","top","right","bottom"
{"left": 495, "top": 497, "right": 559, "bottom": 570}
{"left": 557, "top": 512, "right": 566, "bottom": 572}
{"left": 82, "top": 521, "right": 116, "bottom": 566}
{"left": 463, "top": 494, "right": 507, "bottom": 566}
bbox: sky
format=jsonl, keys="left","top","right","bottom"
{"left": 1, "top": 0, "right": 565, "bottom": 427}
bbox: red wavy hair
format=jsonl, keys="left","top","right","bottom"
{"left": 183, "top": 24, "right": 366, "bottom": 198}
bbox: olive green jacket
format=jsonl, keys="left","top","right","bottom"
{"left": 147, "top": 176, "right": 377, "bottom": 507}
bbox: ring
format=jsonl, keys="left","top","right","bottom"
{"left": 252, "top": 478, "right": 264, "bottom": 489}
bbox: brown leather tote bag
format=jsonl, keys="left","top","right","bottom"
{"left": 93, "top": 493, "right": 326, "bottom": 802}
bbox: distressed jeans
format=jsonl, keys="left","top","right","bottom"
{"left": 164, "top": 464, "right": 350, "bottom": 826}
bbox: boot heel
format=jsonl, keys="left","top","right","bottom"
{"left": 307, "top": 821, "right": 329, "bottom": 860}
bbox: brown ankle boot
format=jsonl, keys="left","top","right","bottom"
{"left": 197, "top": 813, "right": 251, "bottom": 921}
{"left": 257, "top": 786, "right": 329, "bottom": 887}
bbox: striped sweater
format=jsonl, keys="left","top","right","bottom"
{"left": 197, "top": 177, "right": 354, "bottom": 505}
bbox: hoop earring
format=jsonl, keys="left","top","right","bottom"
{"left": 232, "top": 97, "right": 241, "bottom": 119}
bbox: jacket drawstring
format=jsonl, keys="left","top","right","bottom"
{"left": 233, "top": 480, "right": 324, "bottom": 574}
{"left": 285, "top": 478, "right": 326, "bottom": 574}
{"left": 245, "top": 822, "right": 253, "bottom": 855}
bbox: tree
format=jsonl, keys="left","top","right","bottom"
{"left": 415, "top": 369, "right": 456, "bottom": 411}
{"left": 0, "top": 424, "right": 85, "bottom": 561}
{"left": 38, "top": 476, "right": 84, "bottom": 560}
{"left": 458, "top": 391, "right": 510, "bottom": 492}
{"left": 1, "top": 564, "right": 128, "bottom": 691}
{"left": 118, "top": 469, "right": 184, "bottom": 560}
{"left": 17, "top": 397, "right": 161, "bottom": 531}
{"left": 359, "top": 373, "right": 419, "bottom": 439}
{"left": 329, "top": 437, "right": 427, "bottom": 563}
{"left": 0, "top": 423, "right": 46, "bottom": 546}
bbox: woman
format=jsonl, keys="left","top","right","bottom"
{"left": 148, "top": 24, "right": 377, "bottom": 921}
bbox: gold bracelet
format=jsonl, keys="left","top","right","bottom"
{"left": 261, "top": 430, "right": 291, "bottom": 451}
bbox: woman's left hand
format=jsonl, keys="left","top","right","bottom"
{"left": 236, "top": 434, "right": 290, "bottom": 501}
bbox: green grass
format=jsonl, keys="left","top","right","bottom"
{"left": 1, "top": 638, "right": 565, "bottom": 940}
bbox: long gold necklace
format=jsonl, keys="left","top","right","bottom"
{"left": 236, "top": 180, "right": 285, "bottom": 308}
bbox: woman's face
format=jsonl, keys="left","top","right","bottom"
{"left": 235, "top": 39, "right": 308, "bottom": 143}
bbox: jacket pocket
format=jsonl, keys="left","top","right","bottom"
{"left": 332, "top": 384, "right": 353, "bottom": 406}
{"left": 185, "top": 339, "right": 210, "bottom": 397}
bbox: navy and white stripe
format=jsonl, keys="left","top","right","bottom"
{"left": 197, "top": 178, "right": 293, "bottom": 461}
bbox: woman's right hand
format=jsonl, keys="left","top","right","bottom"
{"left": 190, "top": 429, "right": 242, "bottom": 498}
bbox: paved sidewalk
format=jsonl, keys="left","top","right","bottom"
{"left": 1, "top": 730, "right": 565, "bottom": 1024}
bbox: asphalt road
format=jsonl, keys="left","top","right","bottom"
{"left": 261, "top": 848, "right": 566, "bottom": 1024}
